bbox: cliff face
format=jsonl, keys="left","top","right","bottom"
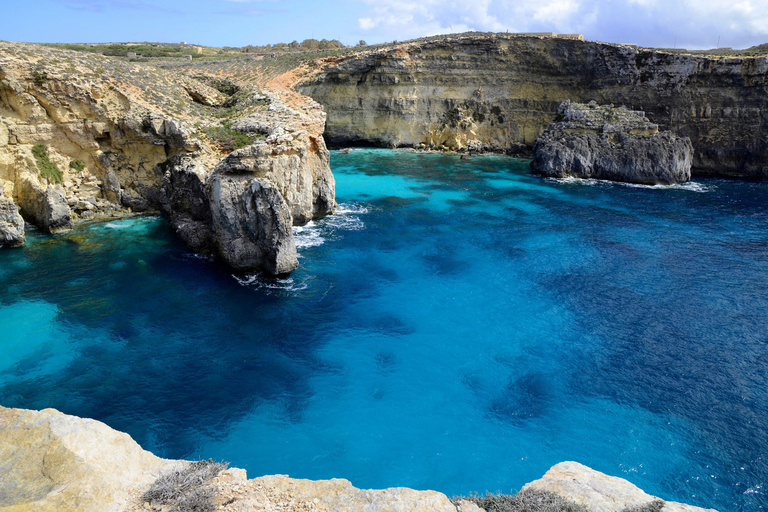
{"left": 299, "top": 34, "right": 768, "bottom": 176}
{"left": 0, "top": 41, "right": 334, "bottom": 274}
{"left": 0, "top": 406, "right": 717, "bottom": 512}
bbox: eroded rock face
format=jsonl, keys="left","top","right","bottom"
{"left": 301, "top": 34, "right": 768, "bottom": 175}
{"left": 0, "top": 41, "right": 335, "bottom": 274}
{"left": 0, "top": 196, "right": 24, "bottom": 246}
{"left": 209, "top": 174, "right": 298, "bottom": 274}
{"left": 523, "top": 461, "right": 718, "bottom": 512}
{"left": 531, "top": 101, "right": 693, "bottom": 184}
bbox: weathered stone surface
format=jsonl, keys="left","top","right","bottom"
{"left": 300, "top": 34, "right": 768, "bottom": 175}
{"left": 531, "top": 101, "right": 693, "bottom": 184}
{"left": 0, "top": 406, "right": 180, "bottom": 512}
{"left": 0, "top": 41, "right": 335, "bottom": 273}
{"left": 0, "top": 407, "right": 719, "bottom": 512}
{"left": 209, "top": 174, "right": 298, "bottom": 274}
{"left": 249, "top": 474, "right": 457, "bottom": 512}
{"left": 523, "top": 461, "right": 718, "bottom": 512}
{"left": 0, "top": 194, "right": 25, "bottom": 247}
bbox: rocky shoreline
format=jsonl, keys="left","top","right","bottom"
{"left": 0, "top": 41, "right": 334, "bottom": 274}
{"left": 0, "top": 406, "right": 717, "bottom": 512}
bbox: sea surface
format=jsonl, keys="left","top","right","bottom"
{"left": 1, "top": 148, "right": 767, "bottom": 511}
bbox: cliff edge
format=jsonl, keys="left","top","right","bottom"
{"left": 0, "top": 41, "right": 334, "bottom": 274}
{"left": 0, "top": 406, "right": 717, "bottom": 512}
{"left": 298, "top": 33, "right": 768, "bottom": 177}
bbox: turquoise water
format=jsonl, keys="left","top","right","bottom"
{"left": 1, "top": 148, "right": 767, "bottom": 510}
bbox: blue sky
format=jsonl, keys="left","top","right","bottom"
{"left": 4, "top": 0, "right": 768, "bottom": 50}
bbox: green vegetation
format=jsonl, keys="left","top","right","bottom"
{"left": 32, "top": 144, "right": 63, "bottom": 184}
{"left": 69, "top": 159, "right": 86, "bottom": 172}
{"left": 203, "top": 123, "right": 262, "bottom": 151}
{"left": 143, "top": 459, "right": 228, "bottom": 512}
{"left": 455, "top": 490, "right": 588, "bottom": 512}
{"left": 43, "top": 42, "right": 202, "bottom": 59}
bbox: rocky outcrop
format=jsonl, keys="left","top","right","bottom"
{"left": 531, "top": 101, "right": 693, "bottom": 184}
{"left": 299, "top": 33, "right": 768, "bottom": 176}
{"left": 0, "top": 41, "right": 334, "bottom": 274}
{"left": 0, "top": 406, "right": 181, "bottom": 512}
{"left": 523, "top": 462, "right": 717, "bottom": 512}
{"left": 0, "top": 406, "right": 718, "bottom": 512}
{"left": 0, "top": 182, "right": 24, "bottom": 246}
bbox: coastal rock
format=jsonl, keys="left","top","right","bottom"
{"left": 523, "top": 461, "right": 718, "bottom": 512}
{"left": 300, "top": 34, "right": 768, "bottom": 175}
{"left": 0, "top": 41, "right": 334, "bottom": 273}
{"left": 0, "top": 195, "right": 25, "bottom": 246}
{"left": 0, "top": 406, "right": 180, "bottom": 512}
{"left": 531, "top": 101, "right": 693, "bottom": 184}
{"left": 247, "top": 474, "right": 457, "bottom": 512}
{"left": 209, "top": 174, "right": 298, "bottom": 274}
{"left": 0, "top": 406, "right": 719, "bottom": 512}
{"left": 15, "top": 175, "right": 73, "bottom": 233}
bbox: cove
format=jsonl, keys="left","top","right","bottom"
{"left": 1, "top": 149, "right": 766, "bottom": 511}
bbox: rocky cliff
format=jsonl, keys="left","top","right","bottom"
{"left": 0, "top": 406, "right": 716, "bottom": 512}
{"left": 531, "top": 100, "right": 693, "bottom": 184}
{"left": 298, "top": 33, "right": 768, "bottom": 177}
{"left": 0, "top": 41, "right": 334, "bottom": 274}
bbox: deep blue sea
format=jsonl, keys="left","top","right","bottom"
{"left": 1, "top": 149, "right": 767, "bottom": 510}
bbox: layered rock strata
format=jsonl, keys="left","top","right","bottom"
{"left": 299, "top": 33, "right": 768, "bottom": 176}
{"left": 0, "top": 41, "right": 334, "bottom": 273}
{"left": 531, "top": 100, "right": 693, "bottom": 184}
{"left": 0, "top": 406, "right": 718, "bottom": 512}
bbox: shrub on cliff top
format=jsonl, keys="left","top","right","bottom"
{"left": 31, "top": 144, "right": 63, "bottom": 184}
{"left": 143, "top": 459, "right": 228, "bottom": 512}
{"left": 456, "top": 489, "right": 588, "bottom": 512}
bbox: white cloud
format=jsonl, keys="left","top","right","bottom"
{"left": 354, "top": 0, "right": 768, "bottom": 49}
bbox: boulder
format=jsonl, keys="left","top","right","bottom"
{"left": 531, "top": 101, "right": 693, "bottom": 185}
{"left": 523, "top": 461, "right": 718, "bottom": 512}
{"left": 16, "top": 174, "right": 73, "bottom": 233}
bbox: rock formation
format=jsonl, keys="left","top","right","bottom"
{"left": 298, "top": 33, "right": 768, "bottom": 176}
{"left": 0, "top": 406, "right": 718, "bottom": 512}
{"left": 0, "top": 41, "right": 334, "bottom": 274}
{"left": 523, "top": 462, "right": 717, "bottom": 512}
{"left": 0, "top": 182, "right": 25, "bottom": 246}
{"left": 531, "top": 100, "right": 693, "bottom": 184}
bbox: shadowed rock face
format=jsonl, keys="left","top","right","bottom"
{"left": 0, "top": 41, "right": 334, "bottom": 274}
{"left": 0, "top": 196, "right": 24, "bottom": 246}
{"left": 300, "top": 34, "right": 768, "bottom": 176}
{"left": 531, "top": 101, "right": 693, "bottom": 184}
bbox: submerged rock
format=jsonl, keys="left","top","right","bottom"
{"left": 531, "top": 101, "right": 693, "bottom": 185}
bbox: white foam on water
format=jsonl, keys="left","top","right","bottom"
{"left": 232, "top": 273, "right": 309, "bottom": 293}
{"left": 105, "top": 222, "right": 131, "bottom": 229}
{"left": 293, "top": 221, "right": 325, "bottom": 249}
{"left": 548, "top": 176, "right": 713, "bottom": 192}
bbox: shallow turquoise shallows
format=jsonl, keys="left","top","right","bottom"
{"left": 1, "top": 149, "right": 767, "bottom": 511}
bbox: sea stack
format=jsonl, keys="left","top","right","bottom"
{"left": 531, "top": 100, "right": 693, "bottom": 185}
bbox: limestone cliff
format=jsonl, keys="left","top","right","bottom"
{"left": 298, "top": 33, "right": 768, "bottom": 176}
{"left": 0, "top": 41, "right": 334, "bottom": 274}
{"left": 0, "top": 406, "right": 718, "bottom": 512}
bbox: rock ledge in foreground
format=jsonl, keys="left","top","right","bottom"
{"left": 531, "top": 100, "right": 693, "bottom": 185}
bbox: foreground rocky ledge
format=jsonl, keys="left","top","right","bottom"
{"left": 0, "top": 406, "right": 716, "bottom": 512}
{"left": 531, "top": 101, "right": 693, "bottom": 185}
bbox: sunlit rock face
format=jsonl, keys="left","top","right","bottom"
{"left": 300, "top": 34, "right": 768, "bottom": 176}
